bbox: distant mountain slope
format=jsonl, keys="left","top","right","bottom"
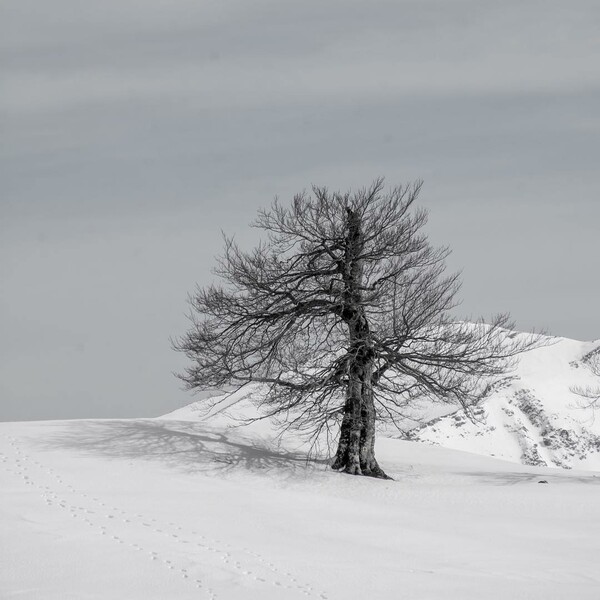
{"left": 167, "top": 335, "right": 600, "bottom": 471}
{"left": 409, "top": 336, "right": 600, "bottom": 470}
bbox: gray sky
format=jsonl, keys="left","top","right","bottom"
{"left": 2, "top": 0, "right": 599, "bottom": 421}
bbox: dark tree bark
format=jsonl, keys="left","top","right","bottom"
{"left": 174, "top": 179, "right": 544, "bottom": 478}
{"left": 330, "top": 208, "right": 390, "bottom": 477}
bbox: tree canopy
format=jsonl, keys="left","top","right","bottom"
{"left": 175, "top": 179, "right": 542, "bottom": 478}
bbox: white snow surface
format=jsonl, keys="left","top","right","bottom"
{"left": 411, "top": 336, "right": 600, "bottom": 470}
{"left": 2, "top": 393, "right": 600, "bottom": 599}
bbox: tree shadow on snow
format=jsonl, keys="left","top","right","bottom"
{"left": 36, "top": 419, "right": 329, "bottom": 477}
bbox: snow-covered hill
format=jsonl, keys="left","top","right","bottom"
{"left": 167, "top": 335, "right": 600, "bottom": 471}
{"left": 1, "top": 415, "right": 599, "bottom": 600}
{"left": 3, "top": 335, "right": 600, "bottom": 598}
{"left": 409, "top": 336, "right": 600, "bottom": 470}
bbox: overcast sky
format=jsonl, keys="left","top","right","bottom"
{"left": 2, "top": 0, "right": 599, "bottom": 421}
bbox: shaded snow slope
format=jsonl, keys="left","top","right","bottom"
{"left": 2, "top": 416, "right": 600, "bottom": 600}
{"left": 411, "top": 336, "right": 600, "bottom": 469}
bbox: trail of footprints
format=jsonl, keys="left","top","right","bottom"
{"left": 0, "top": 436, "right": 328, "bottom": 600}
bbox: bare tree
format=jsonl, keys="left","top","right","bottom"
{"left": 174, "top": 179, "right": 542, "bottom": 479}
{"left": 571, "top": 351, "right": 600, "bottom": 409}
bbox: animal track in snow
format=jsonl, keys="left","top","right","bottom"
{"left": 0, "top": 435, "right": 330, "bottom": 600}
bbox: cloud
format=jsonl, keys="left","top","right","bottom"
{"left": 2, "top": 0, "right": 599, "bottom": 420}
{"left": 2, "top": 1, "right": 599, "bottom": 114}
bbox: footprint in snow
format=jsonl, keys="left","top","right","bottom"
{"left": 4, "top": 443, "right": 327, "bottom": 600}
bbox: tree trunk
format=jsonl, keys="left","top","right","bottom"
{"left": 331, "top": 207, "right": 390, "bottom": 479}
{"left": 331, "top": 355, "right": 390, "bottom": 479}
{"left": 359, "top": 371, "right": 389, "bottom": 478}
{"left": 331, "top": 361, "right": 365, "bottom": 475}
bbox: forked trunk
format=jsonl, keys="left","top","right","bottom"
{"left": 331, "top": 206, "right": 390, "bottom": 479}
{"left": 331, "top": 356, "right": 390, "bottom": 479}
{"left": 331, "top": 363, "right": 363, "bottom": 475}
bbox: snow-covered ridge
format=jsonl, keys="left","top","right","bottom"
{"left": 166, "top": 334, "right": 600, "bottom": 471}
{"left": 409, "top": 335, "right": 600, "bottom": 470}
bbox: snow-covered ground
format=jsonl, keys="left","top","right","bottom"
{"left": 2, "top": 406, "right": 599, "bottom": 599}
{"left": 411, "top": 336, "right": 600, "bottom": 470}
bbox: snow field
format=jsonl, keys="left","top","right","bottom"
{"left": 1, "top": 417, "right": 599, "bottom": 599}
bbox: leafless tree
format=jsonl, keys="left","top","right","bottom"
{"left": 571, "top": 351, "right": 600, "bottom": 410}
{"left": 174, "top": 179, "right": 542, "bottom": 478}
